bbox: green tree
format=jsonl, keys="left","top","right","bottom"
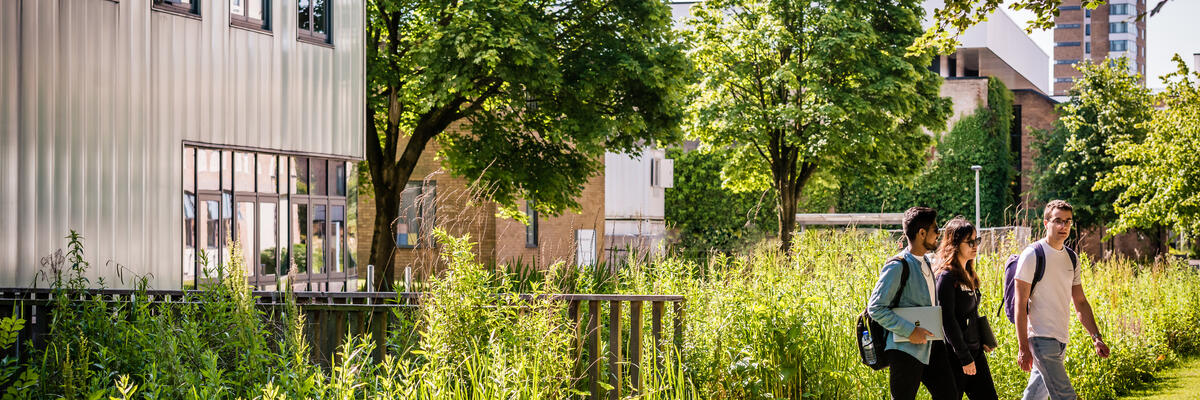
{"left": 1098, "top": 55, "right": 1200, "bottom": 236}
{"left": 840, "top": 77, "right": 1016, "bottom": 227}
{"left": 364, "top": 0, "right": 690, "bottom": 289}
{"left": 664, "top": 149, "right": 779, "bottom": 256}
{"left": 685, "top": 0, "right": 951, "bottom": 252}
{"left": 1031, "top": 57, "right": 1153, "bottom": 232}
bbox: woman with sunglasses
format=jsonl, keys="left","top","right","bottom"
{"left": 934, "top": 217, "right": 998, "bottom": 399}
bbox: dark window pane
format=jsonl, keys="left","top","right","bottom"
{"left": 260, "top": 201, "right": 278, "bottom": 276}
{"left": 293, "top": 202, "right": 308, "bottom": 273}
{"left": 198, "top": 149, "right": 220, "bottom": 191}
{"left": 313, "top": 0, "right": 327, "bottom": 35}
{"left": 525, "top": 201, "right": 538, "bottom": 248}
{"left": 293, "top": 157, "right": 308, "bottom": 195}
{"left": 335, "top": 162, "right": 346, "bottom": 196}
{"left": 298, "top": 0, "right": 311, "bottom": 31}
{"left": 257, "top": 154, "right": 278, "bottom": 194}
{"left": 332, "top": 205, "right": 344, "bottom": 273}
{"left": 313, "top": 205, "right": 326, "bottom": 274}
{"left": 311, "top": 159, "right": 327, "bottom": 195}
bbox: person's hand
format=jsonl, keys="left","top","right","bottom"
{"left": 983, "top": 344, "right": 994, "bottom": 353}
{"left": 1018, "top": 346, "right": 1033, "bottom": 372}
{"left": 1094, "top": 339, "right": 1111, "bottom": 358}
{"left": 908, "top": 327, "right": 932, "bottom": 344}
{"left": 963, "top": 362, "right": 976, "bottom": 376}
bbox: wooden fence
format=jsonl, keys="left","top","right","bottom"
{"left": 0, "top": 288, "right": 684, "bottom": 399}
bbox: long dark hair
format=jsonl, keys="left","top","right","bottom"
{"left": 936, "top": 217, "right": 980, "bottom": 290}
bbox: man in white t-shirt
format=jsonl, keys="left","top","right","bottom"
{"left": 1014, "top": 200, "right": 1110, "bottom": 399}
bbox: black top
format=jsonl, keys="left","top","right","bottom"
{"left": 935, "top": 269, "right": 981, "bottom": 366}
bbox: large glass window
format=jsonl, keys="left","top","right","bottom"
{"left": 397, "top": 181, "right": 437, "bottom": 248}
{"left": 298, "top": 0, "right": 330, "bottom": 44}
{"left": 183, "top": 145, "right": 354, "bottom": 290}
{"left": 1110, "top": 22, "right": 1128, "bottom": 33}
{"left": 1109, "top": 3, "right": 1131, "bottom": 15}
{"left": 1111, "top": 40, "right": 1129, "bottom": 52}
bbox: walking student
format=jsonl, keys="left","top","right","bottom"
{"left": 935, "top": 217, "right": 998, "bottom": 399}
{"left": 868, "top": 207, "right": 957, "bottom": 400}
{"left": 1015, "top": 200, "right": 1110, "bottom": 399}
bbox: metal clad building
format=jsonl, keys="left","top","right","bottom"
{"left": 1, "top": 0, "right": 365, "bottom": 288}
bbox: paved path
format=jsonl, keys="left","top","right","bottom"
{"left": 1121, "top": 358, "right": 1200, "bottom": 400}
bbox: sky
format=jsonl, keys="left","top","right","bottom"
{"left": 1002, "top": 0, "right": 1200, "bottom": 89}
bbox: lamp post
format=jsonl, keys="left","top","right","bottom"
{"left": 971, "top": 165, "right": 983, "bottom": 228}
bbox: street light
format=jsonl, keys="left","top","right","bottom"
{"left": 971, "top": 165, "right": 983, "bottom": 229}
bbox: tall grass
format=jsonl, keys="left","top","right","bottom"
{"left": 4, "top": 229, "right": 1200, "bottom": 399}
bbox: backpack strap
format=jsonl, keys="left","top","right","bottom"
{"left": 1031, "top": 242, "right": 1047, "bottom": 293}
{"left": 1065, "top": 245, "right": 1079, "bottom": 271}
{"left": 887, "top": 256, "right": 910, "bottom": 308}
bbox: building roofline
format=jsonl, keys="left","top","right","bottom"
{"left": 1011, "top": 88, "right": 1061, "bottom": 104}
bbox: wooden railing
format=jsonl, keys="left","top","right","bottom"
{"left": 0, "top": 288, "right": 684, "bottom": 399}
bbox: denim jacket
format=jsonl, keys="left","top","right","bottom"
{"left": 866, "top": 250, "right": 936, "bottom": 364}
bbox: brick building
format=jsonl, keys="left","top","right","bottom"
{"left": 1053, "top": 0, "right": 1147, "bottom": 96}
{"left": 355, "top": 124, "right": 606, "bottom": 283}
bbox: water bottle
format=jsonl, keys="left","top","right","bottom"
{"left": 861, "top": 331, "right": 877, "bottom": 365}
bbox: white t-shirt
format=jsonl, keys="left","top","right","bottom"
{"left": 916, "top": 255, "right": 936, "bottom": 306}
{"left": 1014, "top": 239, "right": 1082, "bottom": 344}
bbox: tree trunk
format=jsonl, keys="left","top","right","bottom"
{"left": 778, "top": 186, "right": 798, "bottom": 254}
{"left": 368, "top": 189, "right": 400, "bottom": 291}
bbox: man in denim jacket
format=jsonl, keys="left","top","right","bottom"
{"left": 868, "top": 207, "right": 957, "bottom": 399}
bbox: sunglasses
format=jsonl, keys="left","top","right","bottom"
{"left": 963, "top": 237, "right": 981, "bottom": 248}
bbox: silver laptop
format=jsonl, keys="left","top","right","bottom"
{"left": 892, "top": 306, "right": 944, "bottom": 342}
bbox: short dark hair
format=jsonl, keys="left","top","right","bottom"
{"left": 1043, "top": 200, "right": 1074, "bottom": 221}
{"left": 903, "top": 207, "right": 938, "bottom": 243}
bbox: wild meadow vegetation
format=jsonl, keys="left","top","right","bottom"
{"left": 2, "top": 229, "right": 1199, "bottom": 399}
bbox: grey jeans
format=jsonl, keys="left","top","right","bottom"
{"left": 1022, "top": 337, "right": 1076, "bottom": 400}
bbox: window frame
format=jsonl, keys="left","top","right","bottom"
{"left": 230, "top": 0, "right": 271, "bottom": 32}
{"left": 153, "top": 0, "right": 201, "bottom": 17}
{"left": 297, "top": 0, "right": 332, "bottom": 46}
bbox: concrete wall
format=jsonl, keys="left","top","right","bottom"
{"left": 1, "top": 0, "right": 365, "bottom": 288}
{"left": 939, "top": 78, "right": 990, "bottom": 133}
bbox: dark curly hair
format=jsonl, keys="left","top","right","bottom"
{"left": 935, "top": 217, "right": 980, "bottom": 290}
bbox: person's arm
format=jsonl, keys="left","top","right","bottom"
{"left": 1072, "top": 284, "right": 1111, "bottom": 358}
{"left": 1015, "top": 279, "right": 1034, "bottom": 372}
{"left": 936, "top": 274, "right": 974, "bottom": 368}
{"left": 868, "top": 260, "right": 930, "bottom": 342}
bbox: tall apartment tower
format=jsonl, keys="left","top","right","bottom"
{"left": 1053, "top": 0, "right": 1147, "bottom": 96}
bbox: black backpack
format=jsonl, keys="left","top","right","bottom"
{"left": 999, "top": 242, "right": 1078, "bottom": 323}
{"left": 857, "top": 255, "right": 910, "bottom": 370}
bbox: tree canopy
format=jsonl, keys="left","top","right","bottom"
{"left": 685, "top": 0, "right": 951, "bottom": 252}
{"left": 1031, "top": 57, "right": 1153, "bottom": 232}
{"left": 364, "top": 0, "right": 690, "bottom": 288}
{"left": 1098, "top": 55, "right": 1200, "bottom": 236}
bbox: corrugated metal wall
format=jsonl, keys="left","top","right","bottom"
{"left": 1, "top": 0, "right": 365, "bottom": 288}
